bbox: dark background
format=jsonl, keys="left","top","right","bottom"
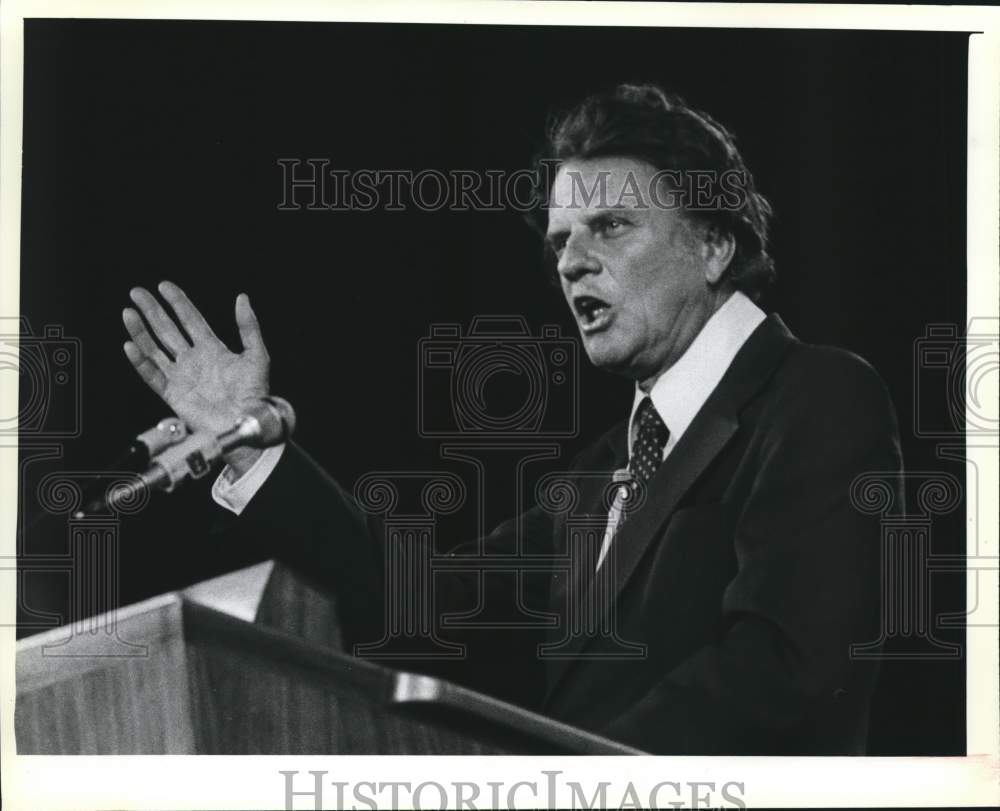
{"left": 16, "top": 20, "right": 969, "bottom": 755}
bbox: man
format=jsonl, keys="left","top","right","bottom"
{"left": 121, "top": 84, "right": 903, "bottom": 754}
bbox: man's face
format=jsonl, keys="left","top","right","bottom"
{"left": 546, "top": 157, "right": 727, "bottom": 387}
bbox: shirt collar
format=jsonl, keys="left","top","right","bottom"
{"left": 628, "top": 290, "right": 767, "bottom": 456}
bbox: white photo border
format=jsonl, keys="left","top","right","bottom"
{"left": 1, "top": 2, "right": 997, "bottom": 808}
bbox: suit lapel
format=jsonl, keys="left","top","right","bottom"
{"left": 543, "top": 314, "right": 797, "bottom": 701}
{"left": 545, "top": 428, "right": 625, "bottom": 644}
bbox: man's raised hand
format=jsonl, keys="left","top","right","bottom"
{"left": 122, "top": 281, "right": 271, "bottom": 472}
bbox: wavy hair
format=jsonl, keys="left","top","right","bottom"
{"left": 527, "top": 84, "right": 776, "bottom": 300}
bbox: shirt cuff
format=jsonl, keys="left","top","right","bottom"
{"left": 211, "top": 444, "right": 286, "bottom": 516}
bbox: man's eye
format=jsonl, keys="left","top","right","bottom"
{"left": 599, "top": 217, "right": 625, "bottom": 234}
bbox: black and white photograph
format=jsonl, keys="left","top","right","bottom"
{"left": 2, "top": 2, "right": 998, "bottom": 809}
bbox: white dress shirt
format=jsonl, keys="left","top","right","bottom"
{"left": 595, "top": 291, "right": 766, "bottom": 569}
{"left": 213, "top": 292, "right": 766, "bottom": 529}
{"left": 212, "top": 443, "right": 285, "bottom": 515}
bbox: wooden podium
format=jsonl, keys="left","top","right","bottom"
{"left": 15, "top": 561, "right": 641, "bottom": 755}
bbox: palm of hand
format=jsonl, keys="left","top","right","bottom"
{"left": 163, "top": 341, "right": 269, "bottom": 434}
{"left": 122, "top": 281, "right": 271, "bottom": 436}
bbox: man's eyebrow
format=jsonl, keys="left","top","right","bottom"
{"left": 545, "top": 210, "right": 634, "bottom": 246}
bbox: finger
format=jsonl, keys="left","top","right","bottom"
{"left": 235, "top": 293, "right": 268, "bottom": 359}
{"left": 157, "top": 280, "right": 217, "bottom": 344}
{"left": 128, "top": 287, "right": 190, "bottom": 356}
{"left": 122, "top": 307, "right": 173, "bottom": 370}
{"left": 123, "top": 341, "right": 168, "bottom": 396}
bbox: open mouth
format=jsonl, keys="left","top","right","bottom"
{"left": 573, "top": 295, "right": 612, "bottom": 331}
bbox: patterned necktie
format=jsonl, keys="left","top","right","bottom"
{"left": 622, "top": 396, "right": 670, "bottom": 520}
{"left": 591, "top": 396, "right": 671, "bottom": 578}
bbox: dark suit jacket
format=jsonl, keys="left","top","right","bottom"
{"left": 225, "top": 314, "right": 903, "bottom": 755}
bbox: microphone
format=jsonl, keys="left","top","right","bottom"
{"left": 126, "top": 416, "right": 190, "bottom": 470}
{"left": 88, "top": 397, "right": 296, "bottom": 515}
{"left": 48, "top": 417, "right": 192, "bottom": 526}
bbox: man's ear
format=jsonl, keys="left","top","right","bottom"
{"left": 701, "top": 224, "right": 736, "bottom": 284}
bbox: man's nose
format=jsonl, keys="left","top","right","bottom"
{"left": 556, "top": 233, "right": 600, "bottom": 282}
